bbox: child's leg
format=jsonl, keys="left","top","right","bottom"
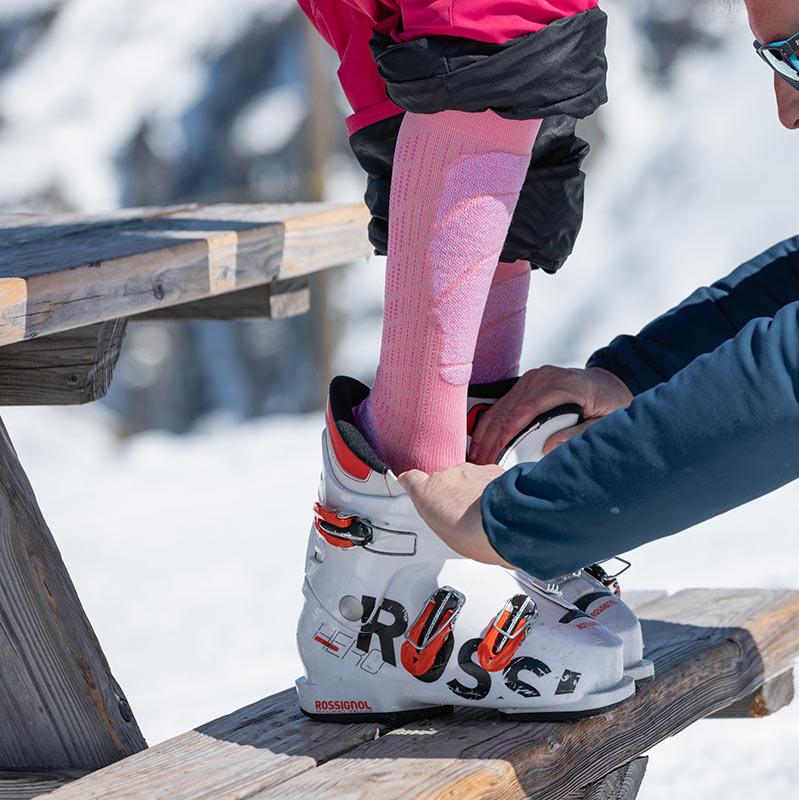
{"left": 471, "top": 259, "right": 531, "bottom": 384}
{"left": 355, "top": 112, "right": 541, "bottom": 475}
{"left": 297, "top": 0, "right": 605, "bottom": 475}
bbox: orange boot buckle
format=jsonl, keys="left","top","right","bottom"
{"left": 313, "top": 502, "right": 373, "bottom": 549}
{"left": 478, "top": 594, "right": 537, "bottom": 673}
{"left": 401, "top": 586, "right": 465, "bottom": 677}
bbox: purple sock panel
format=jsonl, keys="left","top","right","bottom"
{"left": 471, "top": 259, "right": 531, "bottom": 384}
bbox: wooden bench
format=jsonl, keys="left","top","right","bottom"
{"left": 0, "top": 203, "right": 369, "bottom": 404}
{"left": 0, "top": 206, "right": 797, "bottom": 800}
{"left": 0, "top": 202, "right": 369, "bottom": 790}
{"left": 18, "top": 589, "right": 799, "bottom": 800}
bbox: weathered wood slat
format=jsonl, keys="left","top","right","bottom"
{"left": 0, "top": 418, "right": 146, "bottom": 770}
{"left": 0, "top": 771, "right": 84, "bottom": 800}
{"left": 163, "top": 203, "right": 371, "bottom": 278}
{"left": 134, "top": 278, "right": 310, "bottom": 321}
{"left": 40, "top": 690, "right": 387, "bottom": 800}
{"left": 0, "top": 203, "right": 370, "bottom": 347}
{"left": 266, "top": 277, "right": 311, "bottom": 320}
{"left": 566, "top": 758, "right": 648, "bottom": 800}
{"left": 0, "top": 205, "right": 199, "bottom": 246}
{"left": 619, "top": 591, "right": 668, "bottom": 614}
{"left": 0, "top": 319, "right": 127, "bottom": 405}
{"left": 280, "top": 205, "right": 374, "bottom": 277}
{"left": 710, "top": 668, "right": 794, "bottom": 719}
{"left": 40, "top": 589, "right": 799, "bottom": 800}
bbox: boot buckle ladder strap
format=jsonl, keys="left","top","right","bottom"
{"left": 478, "top": 594, "right": 538, "bottom": 673}
{"left": 585, "top": 557, "right": 631, "bottom": 596}
{"left": 401, "top": 587, "right": 465, "bottom": 677}
{"left": 313, "top": 502, "right": 373, "bottom": 548}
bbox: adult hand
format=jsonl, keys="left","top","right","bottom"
{"left": 398, "top": 463, "right": 514, "bottom": 568}
{"left": 468, "top": 366, "right": 633, "bottom": 465}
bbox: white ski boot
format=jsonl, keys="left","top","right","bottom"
{"left": 295, "top": 376, "right": 635, "bottom": 722}
{"left": 467, "top": 381, "right": 654, "bottom": 682}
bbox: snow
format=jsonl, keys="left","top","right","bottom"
{"left": 0, "top": 0, "right": 297, "bottom": 209}
{"left": 1, "top": 0, "right": 798, "bottom": 795}
{"left": 0, "top": 0, "right": 57, "bottom": 22}
{"left": 4, "top": 403, "right": 319, "bottom": 742}
{"left": 519, "top": 6, "right": 799, "bottom": 371}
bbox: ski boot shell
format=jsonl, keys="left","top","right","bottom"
{"left": 296, "top": 377, "right": 635, "bottom": 722}
{"left": 549, "top": 565, "right": 653, "bottom": 681}
{"left": 467, "top": 381, "right": 655, "bottom": 683}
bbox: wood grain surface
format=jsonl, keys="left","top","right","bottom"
{"left": 566, "top": 757, "right": 648, "bottom": 800}
{"left": 0, "top": 771, "right": 84, "bottom": 800}
{"left": 0, "top": 203, "right": 369, "bottom": 346}
{"left": 0, "top": 206, "right": 199, "bottom": 245}
{"left": 40, "top": 588, "right": 799, "bottom": 800}
{"left": 0, "top": 319, "right": 127, "bottom": 405}
{"left": 710, "top": 668, "right": 794, "bottom": 719}
{"left": 40, "top": 690, "right": 387, "bottom": 800}
{"left": 618, "top": 591, "right": 668, "bottom": 614}
{"left": 134, "top": 277, "right": 311, "bottom": 321}
{"left": 0, "top": 419, "right": 146, "bottom": 770}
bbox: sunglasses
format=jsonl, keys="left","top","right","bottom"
{"left": 754, "top": 31, "right": 799, "bottom": 90}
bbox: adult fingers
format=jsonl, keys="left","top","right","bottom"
{"left": 468, "top": 377, "right": 535, "bottom": 464}
{"left": 397, "top": 469, "right": 430, "bottom": 498}
{"left": 469, "top": 378, "right": 574, "bottom": 465}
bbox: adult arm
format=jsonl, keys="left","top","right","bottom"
{"left": 470, "top": 236, "right": 799, "bottom": 464}
{"left": 588, "top": 235, "right": 799, "bottom": 395}
{"left": 481, "top": 299, "right": 799, "bottom": 579}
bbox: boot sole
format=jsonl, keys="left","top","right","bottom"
{"left": 301, "top": 704, "right": 454, "bottom": 724}
{"left": 498, "top": 695, "right": 631, "bottom": 722}
{"left": 302, "top": 696, "right": 631, "bottom": 725}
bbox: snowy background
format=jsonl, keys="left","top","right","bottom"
{"left": 1, "top": 0, "right": 799, "bottom": 797}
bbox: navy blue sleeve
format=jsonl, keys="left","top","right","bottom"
{"left": 481, "top": 299, "right": 799, "bottom": 579}
{"left": 587, "top": 236, "right": 799, "bottom": 395}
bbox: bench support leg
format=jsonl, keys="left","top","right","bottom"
{"left": 0, "top": 418, "right": 146, "bottom": 770}
{"left": 572, "top": 756, "right": 649, "bottom": 800}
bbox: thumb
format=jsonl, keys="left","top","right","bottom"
{"left": 398, "top": 469, "right": 429, "bottom": 496}
{"left": 543, "top": 420, "right": 595, "bottom": 455}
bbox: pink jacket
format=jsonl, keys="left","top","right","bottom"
{"left": 299, "top": 0, "right": 600, "bottom": 133}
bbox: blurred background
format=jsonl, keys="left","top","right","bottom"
{"left": 1, "top": 1, "right": 798, "bottom": 797}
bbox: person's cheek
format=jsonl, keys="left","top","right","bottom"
{"left": 774, "top": 75, "right": 799, "bottom": 130}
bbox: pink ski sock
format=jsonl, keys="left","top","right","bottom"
{"left": 471, "top": 259, "right": 531, "bottom": 384}
{"left": 355, "top": 110, "right": 541, "bottom": 474}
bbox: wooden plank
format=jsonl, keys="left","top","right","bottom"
{"left": 266, "top": 277, "right": 312, "bottom": 320}
{"left": 0, "top": 205, "right": 199, "bottom": 247}
{"left": 619, "top": 590, "right": 668, "bottom": 614}
{"left": 0, "top": 202, "right": 370, "bottom": 347}
{"left": 0, "top": 211, "right": 286, "bottom": 342}
{"left": 161, "top": 203, "right": 371, "bottom": 278}
{"left": 40, "top": 690, "right": 389, "bottom": 800}
{"left": 710, "top": 668, "right": 794, "bottom": 719}
{"left": 565, "top": 757, "right": 648, "bottom": 800}
{"left": 41, "top": 589, "right": 799, "bottom": 800}
{"left": 0, "top": 418, "right": 146, "bottom": 770}
{"left": 0, "top": 319, "right": 127, "bottom": 405}
{"left": 134, "top": 277, "right": 310, "bottom": 321}
{"left": 0, "top": 771, "right": 84, "bottom": 800}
